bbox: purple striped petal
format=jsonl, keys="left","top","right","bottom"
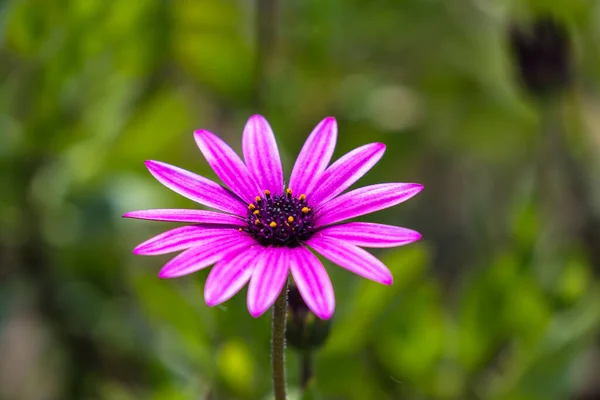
{"left": 133, "top": 226, "right": 238, "bottom": 255}
{"left": 204, "top": 245, "right": 264, "bottom": 307}
{"left": 247, "top": 248, "right": 289, "bottom": 317}
{"left": 316, "top": 222, "right": 421, "bottom": 248}
{"left": 145, "top": 160, "right": 246, "bottom": 216}
{"left": 289, "top": 246, "right": 335, "bottom": 320}
{"left": 242, "top": 115, "right": 284, "bottom": 194}
{"left": 124, "top": 209, "right": 245, "bottom": 225}
{"left": 309, "top": 143, "right": 385, "bottom": 207}
{"left": 307, "top": 236, "right": 393, "bottom": 285}
{"left": 315, "top": 183, "right": 423, "bottom": 227}
{"left": 159, "top": 233, "right": 255, "bottom": 278}
{"left": 194, "top": 130, "right": 262, "bottom": 203}
{"left": 289, "top": 117, "right": 337, "bottom": 196}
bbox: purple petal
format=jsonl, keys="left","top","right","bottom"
{"left": 315, "top": 183, "right": 424, "bottom": 226}
{"left": 309, "top": 143, "right": 385, "bottom": 207}
{"left": 145, "top": 160, "right": 246, "bottom": 216}
{"left": 316, "top": 222, "right": 421, "bottom": 248}
{"left": 124, "top": 209, "right": 245, "bottom": 225}
{"left": 289, "top": 117, "right": 337, "bottom": 196}
{"left": 194, "top": 130, "right": 262, "bottom": 204}
{"left": 159, "top": 233, "right": 255, "bottom": 278}
{"left": 247, "top": 248, "right": 289, "bottom": 317}
{"left": 307, "top": 236, "right": 393, "bottom": 285}
{"left": 204, "top": 245, "right": 264, "bottom": 307}
{"left": 242, "top": 115, "right": 284, "bottom": 194}
{"left": 289, "top": 246, "right": 335, "bottom": 320}
{"left": 133, "top": 226, "right": 239, "bottom": 255}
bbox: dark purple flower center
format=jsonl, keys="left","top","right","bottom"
{"left": 243, "top": 189, "right": 316, "bottom": 247}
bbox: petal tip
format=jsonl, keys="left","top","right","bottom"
{"left": 204, "top": 297, "right": 217, "bottom": 307}
{"left": 158, "top": 268, "right": 178, "bottom": 279}
{"left": 374, "top": 142, "right": 387, "bottom": 152}
{"left": 193, "top": 129, "right": 214, "bottom": 142}
{"left": 144, "top": 160, "right": 159, "bottom": 170}
{"left": 320, "top": 117, "right": 338, "bottom": 134}
{"left": 158, "top": 265, "right": 183, "bottom": 279}
{"left": 248, "top": 307, "right": 266, "bottom": 318}
{"left": 132, "top": 245, "right": 149, "bottom": 255}
{"left": 314, "top": 308, "right": 335, "bottom": 320}
{"left": 249, "top": 114, "right": 267, "bottom": 122}
{"left": 411, "top": 183, "right": 424, "bottom": 192}
{"left": 204, "top": 287, "right": 223, "bottom": 307}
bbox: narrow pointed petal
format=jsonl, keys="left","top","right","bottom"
{"left": 307, "top": 236, "right": 393, "bottom": 285}
{"left": 145, "top": 160, "right": 246, "bottom": 215}
{"left": 124, "top": 209, "right": 245, "bottom": 225}
{"left": 194, "top": 130, "right": 262, "bottom": 203}
{"left": 289, "top": 246, "right": 335, "bottom": 320}
{"left": 204, "top": 245, "right": 264, "bottom": 307}
{"left": 316, "top": 222, "right": 422, "bottom": 248}
{"left": 247, "top": 248, "right": 289, "bottom": 317}
{"left": 289, "top": 117, "right": 337, "bottom": 196}
{"left": 310, "top": 143, "right": 385, "bottom": 207}
{"left": 133, "top": 226, "right": 239, "bottom": 255}
{"left": 315, "top": 183, "right": 423, "bottom": 226}
{"left": 159, "top": 234, "right": 255, "bottom": 278}
{"left": 242, "top": 115, "right": 284, "bottom": 193}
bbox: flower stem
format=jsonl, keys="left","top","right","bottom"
{"left": 301, "top": 351, "right": 313, "bottom": 390}
{"left": 272, "top": 282, "right": 288, "bottom": 400}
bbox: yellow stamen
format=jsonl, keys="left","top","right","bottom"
{"left": 302, "top": 207, "right": 309, "bottom": 213}
{"left": 264, "top": 190, "right": 271, "bottom": 196}
{"left": 286, "top": 188, "right": 292, "bottom": 196}
{"left": 248, "top": 203, "right": 255, "bottom": 210}
{"left": 255, "top": 219, "right": 261, "bottom": 225}
{"left": 299, "top": 194, "right": 306, "bottom": 201}
{"left": 253, "top": 210, "right": 260, "bottom": 215}
{"left": 269, "top": 221, "right": 277, "bottom": 228}
{"left": 255, "top": 196, "right": 261, "bottom": 202}
{"left": 287, "top": 216, "right": 294, "bottom": 223}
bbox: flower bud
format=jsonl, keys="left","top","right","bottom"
{"left": 509, "top": 16, "right": 572, "bottom": 96}
{"left": 285, "top": 284, "right": 331, "bottom": 351}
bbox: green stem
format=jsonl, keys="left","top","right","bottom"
{"left": 272, "top": 282, "right": 288, "bottom": 400}
{"left": 301, "top": 351, "right": 313, "bottom": 390}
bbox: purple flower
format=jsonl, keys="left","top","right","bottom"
{"left": 125, "top": 115, "right": 423, "bottom": 320}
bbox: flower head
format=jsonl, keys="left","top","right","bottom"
{"left": 124, "top": 115, "right": 423, "bottom": 319}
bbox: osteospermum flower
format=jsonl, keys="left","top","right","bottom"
{"left": 125, "top": 115, "right": 423, "bottom": 319}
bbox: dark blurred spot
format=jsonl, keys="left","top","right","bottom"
{"left": 509, "top": 16, "right": 572, "bottom": 95}
{"left": 573, "top": 393, "right": 600, "bottom": 400}
{"left": 285, "top": 284, "right": 331, "bottom": 351}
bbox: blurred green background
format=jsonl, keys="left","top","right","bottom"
{"left": 2, "top": 0, "right": 600, "bottom": 399}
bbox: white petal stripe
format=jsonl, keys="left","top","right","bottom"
{"left": 289, "top": 246, "right": 335, "bottom": 320}
{"left": 315, "top": 183, "right": 423, "bottom": 226}
{"left": 247, "top": 248, "right": 289, "bottom": 317}
{"left": 204, "top": 245, "right": 264, "bottom": 306}
{"left": 316, "top": 222, "right": 421, "bottom": 248}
